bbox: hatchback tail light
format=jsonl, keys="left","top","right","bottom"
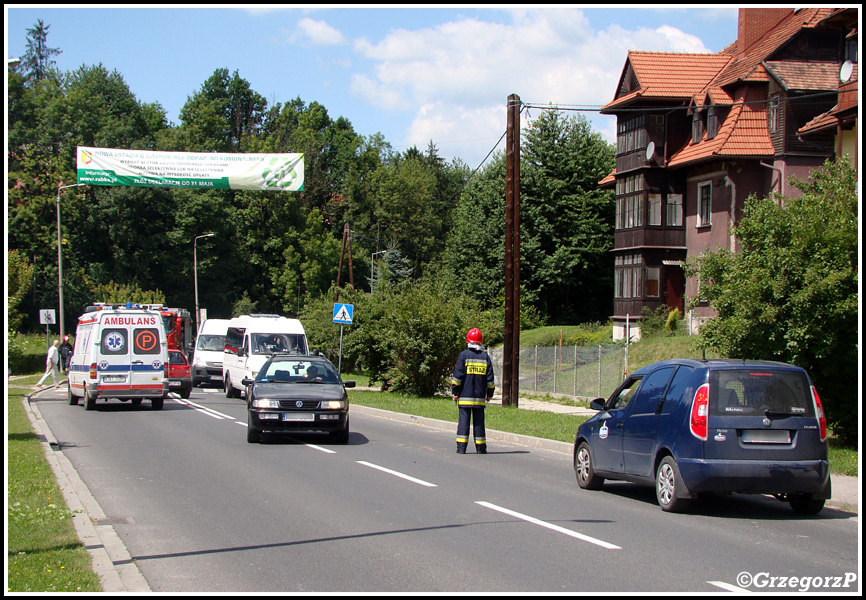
{"left": 811, "top": 385, "right": 827, "bottom": 441}
{"left": 690, "top": 383, "right": 709, "bottom": 440}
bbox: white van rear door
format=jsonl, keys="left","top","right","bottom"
{"left": 130, "top": 325, "right": 165, "bottom": 393}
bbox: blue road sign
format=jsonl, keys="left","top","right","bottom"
{"left": 333, "top": 303, "right": 354, "bottom": 324}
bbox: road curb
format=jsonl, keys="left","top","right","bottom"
{"left": 21, "top": 394, "right": 151, "bottom": 593}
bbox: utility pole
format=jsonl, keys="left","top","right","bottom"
{"left": 335, "top": 223, "right": 354, "bottom": 302}
{"left": 503, "top": 94, "right": 521, "bottom": 407}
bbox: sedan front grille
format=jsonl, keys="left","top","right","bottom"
{"left": 279, "top": 399, "right": 320, "bottom": 410}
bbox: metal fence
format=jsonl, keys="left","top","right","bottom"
{"left": 489, "top": 345, "right": 626, "bottom": 401}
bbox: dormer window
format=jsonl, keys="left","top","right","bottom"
{"left": 768, "top": 97, "right": 779, "bottom": 134}
{"left": 707, "top": 105, "right": 718, "bottom": 139}
{"left": 692, "top": 108, "right": 705, "bottom": 143}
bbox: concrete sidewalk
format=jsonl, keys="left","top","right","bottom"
{"left": 355, "top": 386, "right": 859, "bottom": 514}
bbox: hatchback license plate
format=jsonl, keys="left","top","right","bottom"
{"left": 283, "top": 412, "right": 315, "bottom": 422}
{"left": 742, "top": 430, "right": 791, "bottom": 444}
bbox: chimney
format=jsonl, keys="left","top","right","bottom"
{"left": 738, "top": 8, "right": 794, "bottom": 54}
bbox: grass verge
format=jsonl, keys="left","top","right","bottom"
{"left": 7, "top": 377, "right": 102, "bottom": 593}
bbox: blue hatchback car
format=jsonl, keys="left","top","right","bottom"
{"left": 573, "top": 359, "right": 830, "bottom": 514}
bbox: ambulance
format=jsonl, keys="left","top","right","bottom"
{"left": 222, "top": 314, "right": 308, "bottom": 398}
{"left": 67, "top": 303, "right": 169, "bottom": 410}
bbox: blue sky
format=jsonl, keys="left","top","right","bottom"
{"left": 6, "top": 6, "right": 739, "bottom": 167}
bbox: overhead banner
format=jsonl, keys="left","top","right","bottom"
{"left": 76, "top": 147, "right": 304, "bottom": 191}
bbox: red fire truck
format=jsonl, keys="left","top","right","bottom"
{"left": 157, "top": 307, "right": 193, "bottom": 355}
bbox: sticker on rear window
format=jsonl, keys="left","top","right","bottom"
{"left": 101, "top": 329, "right": 127, "bottom": 355}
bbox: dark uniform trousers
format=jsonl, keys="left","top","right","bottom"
{"left": 456, "top": 399, "right": 487, "bottom": 452}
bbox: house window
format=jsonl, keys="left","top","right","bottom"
{"left": 698, "top": 183, "right": 712, "bottom": 227}
{"left": 615, "top": 253, "right": 643, "bottom": 299}
{"left": 648, "top": 194, "right": 662, "bottom": 226}
{"left": 707, "top": 106, "right": 718, "bottom": 139}
{"left": 768, "top": 97, "right": 779, "bottom": 134}
{"left": 617, "top": 115, "right": 647, "bottom": 156}
{"left": 666, "top": 194, "right": 683, "bottom": 226}
{"left": 646, "top": 267, "right": 660, "bottom": 298}
{"left": 692, "top": 109, "right": 705, "bottom": 143}
{"left": 615, "top": 174, "right": 644, "bottom": 230}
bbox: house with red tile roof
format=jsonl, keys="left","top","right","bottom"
{"left": 600, "top": 8, "right": 858, "bottom": 340}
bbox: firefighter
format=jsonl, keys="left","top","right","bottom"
{"left": 451, "top": 328, "right": 495, "bottom": 454}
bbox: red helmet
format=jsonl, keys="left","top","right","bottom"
{"left": 466, "top": 328, "right": 483, "bottom": 344}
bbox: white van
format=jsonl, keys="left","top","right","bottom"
{"left": 222, "top": 314, "right": 308, "bottom": 398}
{"left": 191, "top": 318, "right": 230, "bottom": 387}
{"left": 67, "top": 303, "right": 169, "bottom": 410}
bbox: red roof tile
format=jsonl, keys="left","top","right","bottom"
{"left": 602, "top": 52, "right": 732, "bottom": 110}
{"left": 764, "top": 60, "right": 842, "bottom": 91}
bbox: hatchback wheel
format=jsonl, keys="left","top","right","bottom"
{"left": 574, "top": 442, "right": 604, "bottom": 490}
{"left": 789, "top": 494, "right": 825, "bottom": 515}
{"left": 656, "top": 456, "right": 690, "bottom": 512}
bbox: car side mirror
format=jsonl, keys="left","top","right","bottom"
{"left": 242, "top": 377, "right": 253, "bottom": 386}
{"left": 590, "top": 398, "right": 606, "bottom": 411}
{"left": 343, "top": 381, "right": 356, "bottom": 388}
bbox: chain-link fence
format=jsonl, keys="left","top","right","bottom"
{"left": 489, "top": 345, "right": 626, "bottom": 401}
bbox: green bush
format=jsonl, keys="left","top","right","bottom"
{"left": 302, "top": 280, "right": 496, "bottom": 396}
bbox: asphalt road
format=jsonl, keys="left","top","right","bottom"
{"left": 30, "top": 386, "right": 861, "bottom": 593}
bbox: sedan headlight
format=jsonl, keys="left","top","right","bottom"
{"left": 322, "top": 400, "right": 346, "bottom": 410}
{"left": 252, "top": 398, "right": 280, "bottom": 409}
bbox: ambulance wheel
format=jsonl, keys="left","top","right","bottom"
{"left": 84, "top": 385, "right": 96, "bottom": 411}
{"left": 67, "top": 382, "right": 79, "bottom": 406}
{"left": 151, "top": 397, "right": 164, "bottom": 410}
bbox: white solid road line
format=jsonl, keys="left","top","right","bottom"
{"left": 475, "top": 501, "right": 621, "bottom": 550}
{"left": 172, "top": 397, "right": 234, "bottom": 420}
{"left": 356, "top": 460, "right": 438, "bottom": 487}
{"left": 707, "top": 581, "right": 750, "bottom": 592}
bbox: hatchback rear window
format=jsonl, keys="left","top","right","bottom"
{"left": 710, "top": 369, "right": 813, "bottom": 417}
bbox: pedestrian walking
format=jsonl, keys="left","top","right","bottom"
{"left": 59, "top": 335, "right": 73, "bottom": 373}
{"left": 451, "top": 328, "right": 495, "bottom": 454}
{"left": 36, "top": 340, "right": 61, "bottom": 389}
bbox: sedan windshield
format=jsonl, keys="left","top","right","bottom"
{"left": 257, "top": 360, "right": 341, "bottom": 384}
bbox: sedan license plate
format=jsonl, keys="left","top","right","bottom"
{"left": 283, "top": 412, "right": 315, "bottom": 422}
{"left": 209, "top": 375, "right": 223, "bottom": 381}
{"left": 742, "top": 430, "right": 791, "bottom": 444}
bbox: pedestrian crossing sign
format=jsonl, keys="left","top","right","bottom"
{"left": 333, "top": 303, "right": 354, "bottom": 324}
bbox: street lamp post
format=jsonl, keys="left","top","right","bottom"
{"left": 56, "top": 183, "right": 86, "bottom": 340}
{"left": 371, "top": 250, "right": 389, "bottom": 294}
{"left": 194, "top": 233, "right": 215, "bottom": 328}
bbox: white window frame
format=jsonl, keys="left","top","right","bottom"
{"left": 666, "top": 194, "right": 683, "bottom": 227}
{"left": 698, "top": 182, "right": 712, "bottom": 227}
{"left": 648, "top": 193, "right": 662, "bottom": 226}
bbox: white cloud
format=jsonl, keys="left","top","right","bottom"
{"left": 290, "top": 17, "right": 348, "bottom": 47}
{"left": 349, "top": 7, "right": 714, "bottom": 163}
